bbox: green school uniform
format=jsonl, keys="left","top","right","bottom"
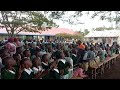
{"left": 29, "top": 48, "right": 36, "bottom": 56}
{"left": 41, "top": 62, "right": 50, "bottom": 79}
{"left": 49, "top": 69, "right": 60, "bottom": 79}
{"left": 20, "top": 69, "right": 34, "bottom": 79}
{"left": 58, "top": 59, "right": 69, "bottom": 75}
{"left": 1, "top": 69, "right": 16, "bottom": 79}
{"left": 72, "top": 54, "right": 78, "bottom": 65}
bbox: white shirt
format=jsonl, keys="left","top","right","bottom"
{"left": 32, "top": 66, "right": 43, "bottom": 74}
{"left": 24, "top": 68, "right": 33, "bottom": 75}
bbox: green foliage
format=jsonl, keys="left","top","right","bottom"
{"left": 93, "top": 26, "right": 115, "bottom": 31}
{"left": 56, "top": 32, "right": 84, "bottom": 40}
{"left": 84, "top": 29, "right": 89, "bottom": 35}
{"left": 0, "top": 11, "right": 57, "bottom": 37}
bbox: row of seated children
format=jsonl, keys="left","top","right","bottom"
{"left": 0, "top": 47, "right": 88, "bottom": 79}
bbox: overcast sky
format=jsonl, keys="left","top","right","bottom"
{"left": 53, "top": 11, "right": 116, "bottom": 32}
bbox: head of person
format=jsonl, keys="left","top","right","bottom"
{"left": 35, "top": 51, "right": 41, "bottom": 57}
{"left": 77, "top": 40, "right": 82, "bottom": 45}
{"left": 63, "top": 50, "right": 70, "bottom": 57}
{"left": 20, "top": 58, "right": 32, "bottom": 69}
{"left": 24, "top": 44, "right": 29, "bottom": 50}
{"left": 90, "top": 47, "right": 94, "bottom": 51}
{"left": 32, "top": 57, "right": 41, "bottom": 67}
{"left": 16, "top": 47, "right": 23, "bottom": 54}
{"left": 3, "top": 56, "right": 16, "bottom": 68}
{"left": 0, "top": 48, "right": 10, "bottom": 59}
{"left": 14, "top": 38, "right": 18, "bottom": 42}
{"left": 23, "top": 50, "right": 31, "bottom": 57}
{"left": 8, "top": 38, "right": 14, "bottom": 43}
{"left": 47, "top": 46, "right": 52, "bottom": 53}
{"left": 55, "top": 50, "right": 65, "bottom": 60}
{"left": 13, "top": 54, "right": 21, "bottom": 65}
{"left": 42, "top": 54, "right": 49, "bottom": 63}
{"left": 72, "top": 48, "right": 77, "bottom": 55}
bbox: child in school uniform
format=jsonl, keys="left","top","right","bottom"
{"left": 1, "top": 57, "right": 17, "bottom": 79}
{"left": 0, "top": 48, "right": 11, "bottom": 68}
{"left": 49, "top": 61, "right": 60, "bottom": 79}
{"left": 56, "top": 51, "right": 69, "bottom": 79}
{"left": 41, "top": 54, "right": 50, "bottom": 79}
{"left": 99, "top": 47, "right": 107, "bottom": 61}
{"left": 31, "top": 51, "right": 41, "bottom": 60}
{"left": 23, "top": 50, "right": 31, "bottom": 60}
{"left": 71, "top": 48, "right": 78, "bottom": 66}
{"left": 20, "top": 58, "right": 34, "bottom": 79}
{"left": 29, "top": 43, "right": 36, "bottom": 56}
{"left": 32, "top": 57, "right": 46, "bottom": 79}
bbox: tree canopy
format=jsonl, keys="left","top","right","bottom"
{"left": 0, "top": 11, "right": 120, "bottom": 38}
{"left": 45, "top": 11, "right": 120, "bottom": 27}
{"left": 0, "top": 11, "right": 58, "bottom": 37}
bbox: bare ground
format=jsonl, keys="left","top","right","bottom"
{"left": 97, "top": 55, "right": 120, "bottom": 79}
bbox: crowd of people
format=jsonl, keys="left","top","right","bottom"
{"left": 0, "top": 37, "right": 119, "bottom": 79}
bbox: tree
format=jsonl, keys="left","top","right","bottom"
{"left": 56, "top": 33, "right": 72, "bottom": 39}
{"left": 90, "top": 11, "right": 120, "bottom": 28}
{"left": 0, "top": 11, "right": 57, "bottom": 37}
{"left": 56, "top": 32, "right": 84, "bottom": 40}
{"left": 46, "top": 11, "right": 120, "bottom": 28}
{"left": 93, "top": 26, "right": 115, "bottom": 31}
{"left": 84, "top": 29, "right": 89, "bottom": 35}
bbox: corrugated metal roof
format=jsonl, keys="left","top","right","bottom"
{"left": 85, "top": 30, "right": 120, "bottom": 38}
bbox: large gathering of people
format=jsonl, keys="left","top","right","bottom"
{"left": 0, "top": 37, "right": 119, "bottom": 79}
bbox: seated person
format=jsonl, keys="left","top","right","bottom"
{"left": 1, "top": 57, "right": 16, "bottom": 79}
{"left": 20, "top": 58, "right": 34, "bottom": 79}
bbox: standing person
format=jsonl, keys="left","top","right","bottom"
{"left": 5, "top": 38, "right": 16, "bottom": 56}
{"left": 82, "top": 47, "right": 90, "bottom": 72}
{"left": 87, "top": 47, "right": 96, "bottom": 67}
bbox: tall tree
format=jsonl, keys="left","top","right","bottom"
{"left": 0, "top": 11, "right": 57, "bottom": 37}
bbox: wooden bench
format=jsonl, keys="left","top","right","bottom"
{"left": 89, "top": 54, "right": 119, "bottom": 79}
{"left": 104, "top": 54, "right": 119, "bottom": 69}
{"left": 90, "top": 61, "right": 104, "bottom": 79}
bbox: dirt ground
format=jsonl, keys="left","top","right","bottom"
{"left": 97, "top": 55, "right": 120, "bottom": 79}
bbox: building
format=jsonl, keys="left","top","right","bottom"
{"left": 0, "top": 28, "right": 75, "bottom": 41}
{"left": 84, "top": 30, "right": 120, "bottom": 45}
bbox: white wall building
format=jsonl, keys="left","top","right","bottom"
{"left": 84, "top": 30, "right": 120, "bottom": 45}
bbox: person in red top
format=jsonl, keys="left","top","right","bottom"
{"left": 77, "top": 40, "right": 85, "bottom": 50}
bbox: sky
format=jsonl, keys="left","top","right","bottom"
{"left": 53, "top": 11, "right": 116, "bottom": 32}
{"left": 0, "top": 11, "right": 117, "bottom": 32}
